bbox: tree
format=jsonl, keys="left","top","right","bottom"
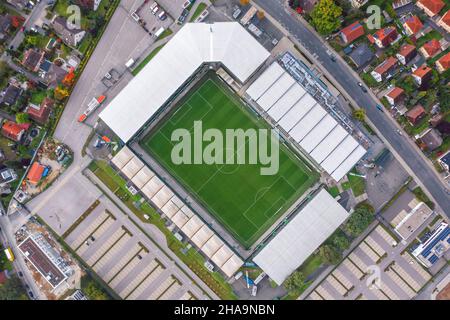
{"left": 84, "top": 281, "right": 109, "bottom": 300}
{"left": 343, "top": 202, "right": 374, "bottom": 237}
{"left": 310, "top": 0, "right": 343, "bottom": 35}
{"left": 352, "top": 109, "right": 366, "bottom": 122}
{"left": 283, "top": 271, "right": 305, "bottom": 292}
{"left": 16, "top": 113, "right": 30, "bottom": 124}
{"left": 240, "top": 0, "right": 250, "bottom": 5}
{"left": 54, "top": 86, "right": 69, "bottom": 101}
{"left": 257, "top": 10, "right": 265, "bottom": 20}
{"left": 0, "top": 276, "right": 28, "bottom": 300}
{"left": 319, "top": 245, "right": 341, "bottom": 265}
{"left": 331, "top": 233, "right": 350, "bottom": 251}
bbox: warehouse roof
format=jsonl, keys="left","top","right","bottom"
{"left": 253, "top": 189, "right": 350, "bottom": 285}
{"left": 100, "top": 22, "right": 270, "bottom": 142}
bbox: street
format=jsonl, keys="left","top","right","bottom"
{"left": 254, "top": 0, "right": 450, "bottom": 217}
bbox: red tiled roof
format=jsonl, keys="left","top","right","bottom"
{"left": 27, "top": 162, "right": 45, "bottom": 185}
{"left": 404, "top": 16, "right": 423, "bottom": 34}
{"left": 398, "top": 44, "right": 416, "bottom": 57}
{"left": 417, "top": 0, "right": 445, "bottom": 16}
{"left": 2, "top": 121, "right": 24, "bottom": 138}
{"left": 340, "top": 21, "right": 365, "bottom": 44}
{"left": 406, "top": 105, "right": 426, "bottom": 122}
{"left": 387, "top": 87, "right": 405, "bottom": 100}
{"left": 422, "top": 39, "right": 441, "bottom": 57}
{"left": 373, "top": 27, "right": 397, "bottom": 42}
{"left": 436, "top": 51, "right": 450, "bottom": 71}
{"left": 413, "top": 65, "right": 432, "bottom": 78}
{"left": 440, "top": 10, "right": 450, "bottom": 27}
{"left": 374, "top": 57, "right": 398, "bottom": 75}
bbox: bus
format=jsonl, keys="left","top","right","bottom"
{"left": 4, "top": 247, "right": 14, "bottom": 262}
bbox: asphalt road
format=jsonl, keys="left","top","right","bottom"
{"left": 254, "top": 0, "right": 450, "bottom": 217}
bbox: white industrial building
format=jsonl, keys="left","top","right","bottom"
{"left": 100, "top": 22, "right": 270, "bottom": 142}
{"left": 253, "top": 189, "right": 350, "bottom": 285}
{"left": 111, "top": 147, "right": 244, "bottom": 277}
{"left": 246, "top": 62, "right": 366, "bottom": 181}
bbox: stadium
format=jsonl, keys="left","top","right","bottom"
{"left": 99, "top": 22, "right": 365, "bottom": 282}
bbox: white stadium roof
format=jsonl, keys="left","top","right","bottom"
{"left": 100, "top": 22, "right": 270, "bottom": 142}
{"left": 111, "top": 147, "right": 244, "bottom": 277}
{"left": 246, "top": 61, "right": 366, "bottom": 181}
{"left": 253, "top": 189, "right": 350, "bottom": 285}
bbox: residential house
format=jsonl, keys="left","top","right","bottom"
{"left": 26, "top": 97, "right": 53, "bottom": 124}
{"left": 406, "top": 105, "right": 426, "bottom": 125}
{"left": 21, "top": 48, "right": 45, "bottom": 73}
{"left": 41, "top": 63, "right": 68, "bottom": 87}
{"left": 0, "top": 168, "right": 17, "bottom": 187}
{"left": 386, "top": 87, "right": 405, "bottom": 106}
{"left": 416, "top": 128, "right": 443, "bottom": 151}
{"left": 372, "top": 27, "right": 399, "bottom": 48}
{"left": 0, "top": 84, "right": 22, "bottom": 107}
{"left": 436, "top": 51, "right": 450, "bottom": 73}
{"left": 438, "top": 150, "right": 450, "bottom": 172}
{"left": 371, "top": 57, "right": 398, "bottom": 82}
{"left": 350, "top": 0, "right": 368, "bottom": 8}
{"left": 1, "top": 121, "right": 28, "bottom": 142}
{"left": 27, "top": 162, "right": 45, "bottom": 185}
{"left": 403, "top": 16, "right": 424, "bottom": 36}
{"left": 412, "top": 65, "right": 433, "bottom": 86}
{"left": 420, "top": 39, "right": 442, "bottom": 59}
{"left": 52, "top": 16, "right": 86, "bottom": 47}
{"left": 430, "top": 113, "right": 444, "bottom": 127}
{"left": 0, "top": 14, "right": 11, "bottom": 41}
{"left": 416, "top": 0, "right": 445, "bottom": 17}
{"left": 6, "top": 0, "right": 28, "bottom": 10}
{"left": 396, "top": 44, "right": 417, "bottom": 65}
{"left": 348, "top": 43, "right": 374, "bottom": 68}
{"left": 437, "top": 10, "right": 450, "bottom": 33}
{"left": 340, "top": 21, "right": 365, "bottom": 45}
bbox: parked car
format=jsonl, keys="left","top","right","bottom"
{"left": 177, "top": 9, "right": 189, "bottom": 24}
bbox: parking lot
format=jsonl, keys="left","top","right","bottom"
{"left": 63, "top": 196, "right": 207, "bottom": 300}
{"left": 306, "top": 225, "right": 432, "bottom": 300}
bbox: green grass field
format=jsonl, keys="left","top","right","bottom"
{"left": 141, "top": 76, "right": 318, "bottom": 248}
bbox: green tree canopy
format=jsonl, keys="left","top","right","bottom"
{"left": 352, "top": 109, "right": 366, "bottom": 122}
{"left": 331, "top": 233, "right": 350, "bottom": 251}
{"left": 283, "top": 271, "right": 305, "bottom": 292}
{"left": 0, "top": 276, "right": 28, "bottom": 300}
{"left": 311, "top": 0, "right": 342, "bottom": 35}
{"left": 343, "top": 203, "right": 375, "bottom": 237}
{"left": 16, "top": 113, "right": 30, "bottom": 124}
{"left": 319, "top": 244, "right": 341, "bottom": 265}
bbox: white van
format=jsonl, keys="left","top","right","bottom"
{"left": 158, "top": 11, "right": 166, "bottom": 20}
{"left": 154, "top": 27, "right": 165, "bottom": 38}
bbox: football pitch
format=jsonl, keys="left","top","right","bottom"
{"left": 141, "top": 75, "right": 318, "bottom": 248}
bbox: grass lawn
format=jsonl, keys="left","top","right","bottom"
{"left": 141, "top": 75, "right": 318, "bottom": 248}
{"left": 78, "top": 33, "right": 93, "bottom": 55}
{"left": 346, "top": 168, "right": 366, "bottom": 197}
{"left": 190, "top": 2, "right": 208, "bottom": 22}
{"left": 88, "top": 160, "right": 237, "bottom": 300}
{"left": 132, "top": 45, "right": 165, "bottom": 76}
{"left": 30, "top": 90, "right": 47, "bottom": 105}
{"left": 156, "top": 28, "right": 173, "bottom": 41}
{"left": 326, "top": 186, "right": 340, "bottom": 198}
